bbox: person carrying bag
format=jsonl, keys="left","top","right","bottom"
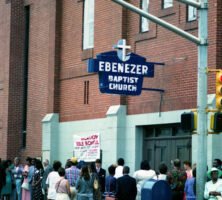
{"left": 105, "top": 177, "right": 115, "bottom": 200}
{"left": 104, "top": 165, "right": 116, "bottom": 200}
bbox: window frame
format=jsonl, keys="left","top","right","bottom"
{"left": 187, "top": 4, "right": 197, "bottom": 22}
{"left": 83, "top": 0, "right": 94, "bottom": 50}
{"left": 140, "top": 0, "right": 149, "bottom": 33}
{"left": 162, "top": 0, "right": 173, "bottom": 9}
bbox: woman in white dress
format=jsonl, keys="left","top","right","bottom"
{"left": 133, "top": 160, "right": 156, "bottom": 200}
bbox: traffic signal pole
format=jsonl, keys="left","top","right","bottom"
{"left": 196, "top": 0, "right": 208, "bottom": 199}
{"left": 111, "top": 0, "right": 208, "bottom": 199}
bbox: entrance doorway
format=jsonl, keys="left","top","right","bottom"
{"left": 143, "top": 124, "right": 191, "bottom": 172}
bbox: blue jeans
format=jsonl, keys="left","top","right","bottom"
{"left": 14, "top": 179, "right": 22, "bottom": 200}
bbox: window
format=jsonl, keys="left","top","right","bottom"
{"left": 187, "top": 5, "right": 197, "bottom": 21}
{"left": 140, "top": 0, "right": 149, "bottom": 33}
{"left": 84, "top": 81, "right": 89, "bottom": 104}
{"left": 83, "top": 0, "right": 94, "bottom": 50}
{"left": 163, "top": 0, "right": 173, "bottom": 9}
{"left": 23, "top": 5, "right": 30, "bottom": 148}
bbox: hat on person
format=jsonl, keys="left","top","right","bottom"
{"left": 70, "top": 157, "right": 78, "bottom": 164}
{"left": 207, "top": 167, "right": 222, "bottom": 179}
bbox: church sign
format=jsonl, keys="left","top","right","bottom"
{"left": 88, "top": 39, "right": 164, "bottom": 95}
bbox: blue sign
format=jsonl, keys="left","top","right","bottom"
{"left": 88, "top": 40, "right": 164, "bottom": 95}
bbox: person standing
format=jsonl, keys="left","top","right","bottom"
{"left": 28, "top": 158, "right": 36, "bottom": 200}
{"left": 22, "top": 157, "right": 32, "bottom": 200}
{"left": 0, "top": 161, "right": 6, "bottom": 196}
{"left": 65, "top": 157, "right": 80, "bottom": 200}
{"left": 94, "top": 159, "right": 106, "bottom": 199}
{"left": 88, "top": 163, "right": 99, "bottom": 200}
{"left": 155, "top": 162, "right": 168, "bottom": 181}
{"left": 183, "top": 160, "right": 193, "bottom": 200}
{"left": 12, "top": 157, "right": 23, "bottom": 200}
{"left": 204, "top": 167, "right": 222, "bottom": 200}
{"left": 133, "top": 160, "right": 156, "bottom": 200}
{"left": 116, "top": 166, "right": 137, "bottom": 200}
{"left": 184, "top": 168, "right": 196, "bottom": 200}
{"left": 114, "top": 158, "right": 124, "bottom": 179}
{"left": 1, "top": 161, "right": 12, "bottom": 200}
{"left": 167, "top": 159, "right": 187, "bottom": 200}
{"left": 76, "top": 165, "right": 94, "bottom": 200}
{"left": 213, "top": 159, "right": 222, "bottom": 171}
{"left": 183, "top": 161, "right": 193, "bottom": 179}
{"left": 32, "top": 160, "right": 44, "bottom": 200}
{"left": 104, "top": 165, "right": 116, "bottom": 198}
{"left": 55, "top": 167, "right": 71, "bottom": 200}
{"left": 46, "top": 161, "right": 61, "bottom": 200}
{"left": 42, "top": 159, "right": 53, "bottom": 200}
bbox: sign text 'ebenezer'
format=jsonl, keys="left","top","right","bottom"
{"left": 88, "top": 39, "right": 164, "bottom": 95}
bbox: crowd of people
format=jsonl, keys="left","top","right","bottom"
{"left": 0, "top": 156, "right": 222, "bottom": 200}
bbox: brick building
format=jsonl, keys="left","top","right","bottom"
{"left": 0, "top": 0, "right": 221, "bottom": 171}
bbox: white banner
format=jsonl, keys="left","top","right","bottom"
{"left": 73, "top": 133, "right": 100, "bottom": 162}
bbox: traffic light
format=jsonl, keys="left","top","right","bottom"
{"left": 181, "top": 112, "right": 197, "bottom": 132}
{"left": 210, "top": 113, "right": 222, "bottom": 132}
{"left": 216, "top": 71, "right": 222, "bottom": 108}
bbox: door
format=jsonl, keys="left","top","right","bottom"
{"left": 143, "top": 124, "right": 191, "bottom": 172}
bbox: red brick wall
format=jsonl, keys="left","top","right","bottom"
{"left": 21, "top": 0, "right": 57, "bottom": 161}
{"left": 126, "top": 0, "right": 217, "bottom": 115}
{"left": 0, "top": 0, "right": 58, "bottom": 161}
{"left": 7, "top": 0, "right": 26, "bottom": 159}
{"left": 59, "top": 0, "right": 218, "bottom": 120}
{"left": 59, "top": 0, "right": 127, "bottom": 121}
{"left": 0, "top": 0, "right": 220, "bottom": 160}
{"left": 0, "top": 1, "right": 11, "bottom": 160}
{"left": 216, "top": 1, "right": 222, "bottom": 70}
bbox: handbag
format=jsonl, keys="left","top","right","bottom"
{"left": 105, "top": 197, "right": 115, "bottom": 200}
{"left": 21, "top": 182, "right": 29, "bottom": 190}
{"left": 94, "top": 178, "right": 99, "bottom": 190}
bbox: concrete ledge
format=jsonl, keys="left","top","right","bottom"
{"left": 106, "top": 105, "right": 126, "bottom": 116}
{"left": 42, "top": 113, "right": 59, "bottom": 123}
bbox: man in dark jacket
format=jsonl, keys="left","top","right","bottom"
{"left": 95, "top": 159, "right": 106, "bottom": 196}
{"left": 116, "top": 166, "right": 137, "bottom": 200}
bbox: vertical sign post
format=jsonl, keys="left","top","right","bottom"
{"left": 196, "top": 0, "right": 208, "bottom": 199}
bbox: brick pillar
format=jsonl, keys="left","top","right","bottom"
{"left": 7, "top": 0, "right": 26, "bottom": 159}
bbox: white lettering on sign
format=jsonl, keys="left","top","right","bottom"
{"left": 118, "top": 63, "right": 124, "bottom": 73}
{"left": 99, "top": 61, "right": 104, "bottom": 71}
{"left": 109, "top": 83, "right": 137, "bottom": 91}
{"left": 98, "top": 61, "right": 149, "bottom": 75}
{"left": 108, "top": 75, "right": 139, "bottom": 84}
{"left": 131, "top": 64, "right": 136, "bottom": 74}
{"left": 105, "top": 62, "right": 111, "bottom": 71}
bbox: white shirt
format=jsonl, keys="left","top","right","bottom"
{"left": 46, "top": 171, "right": 60, "bottom": 199}
{"left": 153, "top": 174, "right": 167, "bottom": 181}
{"left": 133, "top": 169, "right": 156, "bottom": 200}
{"left": 114, "top": 166, "right": 123, "bottom": 179}
{"left": 204, "top": 179, "right": 222, "bottom": 200}
{"left": 96, "top": 167, "right": 101, "bottom": 173}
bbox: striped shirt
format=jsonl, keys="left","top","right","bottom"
{"left": 65, "top": 166, "right": 80, "bottom": 186}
